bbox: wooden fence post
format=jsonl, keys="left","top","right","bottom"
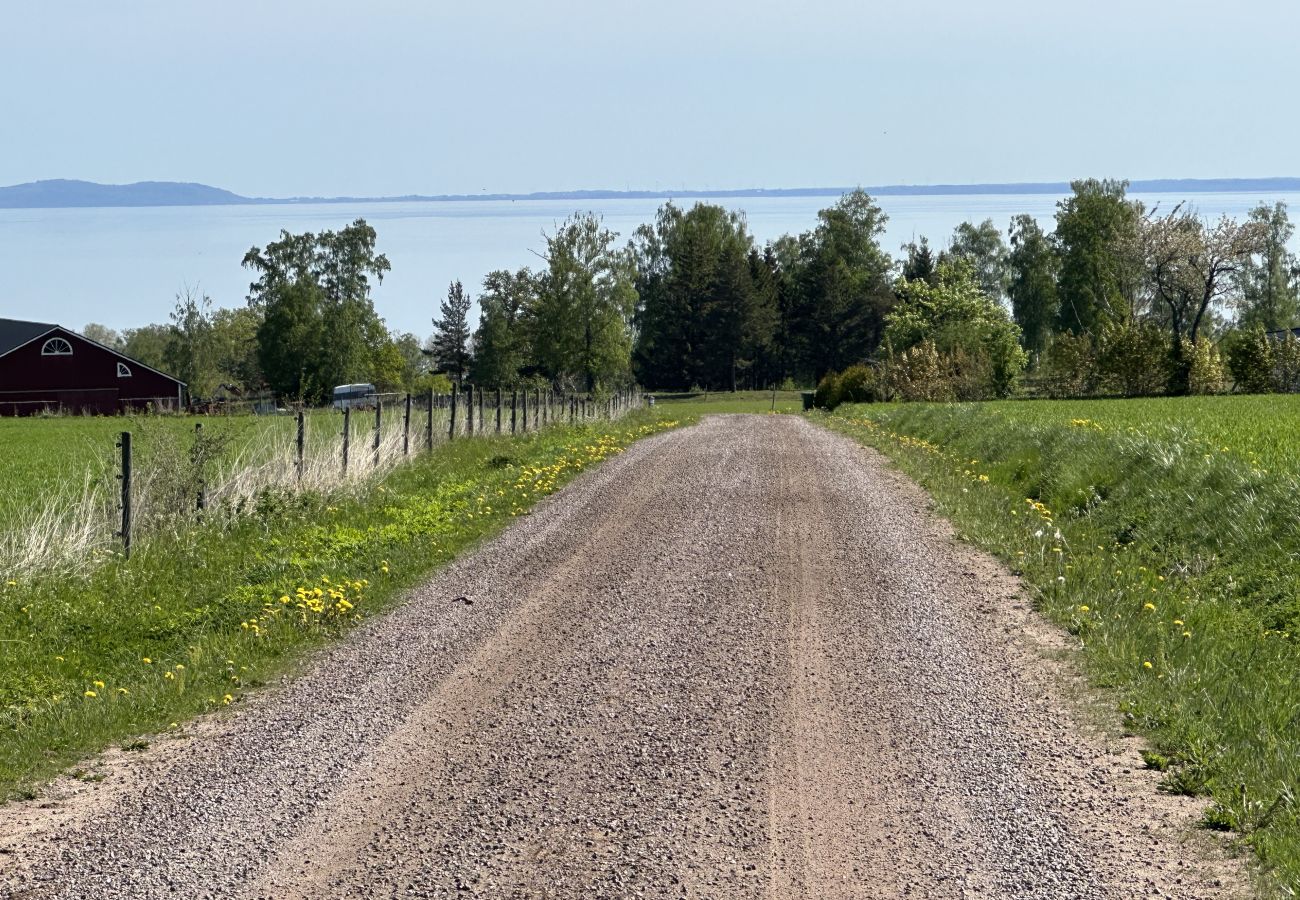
{"left": 511, "top": 391, "right": 518, "bottom": 434}
{"left": 426, "top": 389, "right": 434, "bottom": 450}
{"left": 477, "top": 387, "right": 484, "bottom": 435}
{"left": 449, "top": 388, "right": 458, "bottom": 440}
{"left": 342, "top": 406, "right": 351, "bottom": 476}
{"left": 117, "top": 431, "right": 132, "bottom": 559}
{"left": 194, "top": 422, "right": 206, "bottom": 512}
{"left": 495, "top": 388, "right": 502, "bottom": 433}
{"left": 373, "top": 400, "right": 382, "bottom": 468}
{"left": 522, "top": 388, "right": 529, "bottom": 432}
{"left": 466, "top": 384, "right": 475, "bottom": 436}
{"left": 296, "top": 410, "right": 305, "bottom": 482}
{"left": 403, "top": 393, "right": 412, "bottom": 456}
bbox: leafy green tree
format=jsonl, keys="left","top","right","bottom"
{"left": 81, "top": 323, "right": 124, "bottom": 350}
{"left": 388, "top": 331, "right": 429, "bottom": 392}
{"left": 256, "top": 279, "right": 327, "bottom": 401}
{"left": 369, "top": 337, "right": 410, "bottom": 393}
{"left": 242, "top": 219, "right": 392, "bottom": 402}
{"left": 209, "top": 306, "right": 263, "bottom": 391}
{"left": 165, "top": 287, "right": 217, "bottom": 397}
{"left": 120, "top": 324, "right": 171, "bottom": 372}
{"left": 533, "top": 213, "right": 636, "bottom": 390}
{"left": 1236, "top": 202, "right": 1300, "bottom": 332}
{"left": 1006, "top": 214, "right": 1059, "bottom": 356}
{"left": 1054, "top": 179, "right": 1143, "bottom": 334}
{"left": 942, "top": 219, "right": 1008, "bottom": 302}
{"left": 884, "top": 260, "right": 1027, "bottom": 396}
{"left": 473, "top": 268, "right": 537, "bottom": 388}
{"left": 430, "top": 280, "right": 474, "bottom": 385}
{"left": 1140, "top": 206, "right": 1265, "bottom": 393}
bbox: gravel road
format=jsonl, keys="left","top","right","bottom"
{"left": 1, "top": 415, "right": 1241, "bottom": 899}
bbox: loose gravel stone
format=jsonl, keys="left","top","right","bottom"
{"left": 0, "top": 415, "right": 1242, "bottom": 898}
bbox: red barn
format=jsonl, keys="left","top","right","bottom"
{"left": 0, "top": 318, "right": 186, "bottom": 415}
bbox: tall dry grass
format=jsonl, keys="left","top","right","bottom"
{"left": 0, "top": 394, "right": 642, "bottom": 581}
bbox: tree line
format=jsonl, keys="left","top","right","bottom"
{"left": 90, "top": 183, "right": 1300, "bottom": 406}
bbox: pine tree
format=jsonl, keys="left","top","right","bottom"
{"left": 430, "top": 280, "right": 474, "bottom": 385}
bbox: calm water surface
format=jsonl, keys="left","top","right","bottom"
{"left": 2, "top": 191, "right": 1298, "bottom": 336}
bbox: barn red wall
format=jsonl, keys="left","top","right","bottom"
{"left": 0, "top": 329, "right": 184, "bottom": 415}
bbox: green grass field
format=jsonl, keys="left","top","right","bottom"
{"left": 651, "top": 389, "right": 805, "bottom": 415}
{"left": 0, "top": 414, "right": 313, "bottom": 529}
{"left": 825, "top": 395, "right": 1300, "bottom": 894}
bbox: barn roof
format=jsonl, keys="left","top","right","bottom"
{"left": 0, "top": 318, "right": 58, "bottom": 357}
{"left": 0, "top": 317, "right": 186, "bottom": 386}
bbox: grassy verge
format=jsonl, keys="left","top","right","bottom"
{"left": 823, "top": 398, "right": 1300, "bottom": 894}
{"left": 0, "top": 410, "right": 684, "bottom": 801}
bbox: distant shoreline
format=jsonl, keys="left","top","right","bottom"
{"left": 3, "top": 177, "right": 1300, "bottom": 210}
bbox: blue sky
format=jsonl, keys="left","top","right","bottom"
{"left": 3, "top": 0, "right": 1298, "bottom": 197}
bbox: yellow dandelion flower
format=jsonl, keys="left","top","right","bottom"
{"left": 1143, "top": 603, "right": 1156, "bottom": 612}
{"left": 164, "top": 671, "right": 175, "bottom": 680}
{"left": 1077, "top": 605, "right": 1090, "bottom": 613}
{"left": 1142, "top": 661, "right": 1153, "bottom": 670}
{"left": 84, "top": 690, "right": 97, "bottom": 698}
{"left": 93, "top": 680, "right": 105, "bottom": 689}
{"left": 117, "top": 688, "right": 128, "bottom": 695}
{"left": 142, "top": 657, "right": 152, "bottom": 664}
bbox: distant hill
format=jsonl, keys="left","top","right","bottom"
{"left": 0, "top": 179, "right": 252, "bottom": 209}
{"left": 3, "top": 177, "right": 1300, "bottom": 210}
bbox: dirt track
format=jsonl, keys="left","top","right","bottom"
{"left": 0, "top": 415, "right": 1241, "bottom": 898}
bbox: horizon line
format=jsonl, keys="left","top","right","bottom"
{"left": 3, "top": 176, "right": 1300, "bottom": 210}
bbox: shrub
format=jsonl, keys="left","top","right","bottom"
{"left": 1096, "top": 322, "right": 1170, "bottom": 397}
{"left": 1274, "top": 334, "right": 1300, "bottom": 392}
{"left": 837, "top": 364, "right": 880, "bottom": 403}
{"left": 1224, "top": 329, "right": 1274, "bottom": 393}
{"left": 1186, "top": 339, "right": 1228, "bottom": 395}
{"left": 814, "top": 372, "right": 843, "bottom": 409}
{"left": 1042, "top": 331, "right": 1097, "bottom": 398}
{"left": 883, "top": 341, "right": 954, "bottom": 402}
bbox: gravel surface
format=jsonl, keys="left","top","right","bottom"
{"left": 0, "top": 414, "right": 1242, "bottom": 899}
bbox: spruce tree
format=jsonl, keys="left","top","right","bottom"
{"left": 431, "top": 280, "right": 474, "bottom": 385}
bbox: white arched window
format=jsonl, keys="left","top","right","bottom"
{"left": 41, "top": 337, "right": 73, "bottom": 356}
{"left": 116, "top": 362, "right": 132, "bottom": 378}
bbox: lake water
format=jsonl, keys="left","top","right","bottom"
{"left": 3, "top": 191, "right": 1299, "bottom": 337}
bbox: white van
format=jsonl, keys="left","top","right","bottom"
{"left": 331, "top": 383, "right": 377, "bottom": 410}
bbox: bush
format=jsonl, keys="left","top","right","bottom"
{"left": 1274, "top": 335, "right": 1300, "bottom": 392}
{"left": 1041, "top": 332, "right": 1097, "bottom": 398}
{"left": 1186, "top": 339, "right": 1228, "bottom": 395}
{"left": 1096, "top": 322, "right": 1170, "bottom": 397}
{"left": 814, "top": 372, "right": 843, "bottom": 409}
{"left": 883, "top": 341, "right": 954, "bottom": 402}
{"left": 1224, "top": 329, "right": 1274, "bottom": 393}
{"left": 837, "top": 364, "right": 880, "bottom": 403}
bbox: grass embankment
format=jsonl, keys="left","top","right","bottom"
{"left": 825, "top": 395, "right": 1300, "bottom": 893}
{"left": 0, "top": 410, "right": 683, "bottom": 800}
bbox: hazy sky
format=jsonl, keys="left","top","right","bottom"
{"left": 4, "top": 0, "right": 1298, "bottom": 197}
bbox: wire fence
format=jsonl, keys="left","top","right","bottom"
{"left": 1, "top": 387, "right": 643, "bottom": 579}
